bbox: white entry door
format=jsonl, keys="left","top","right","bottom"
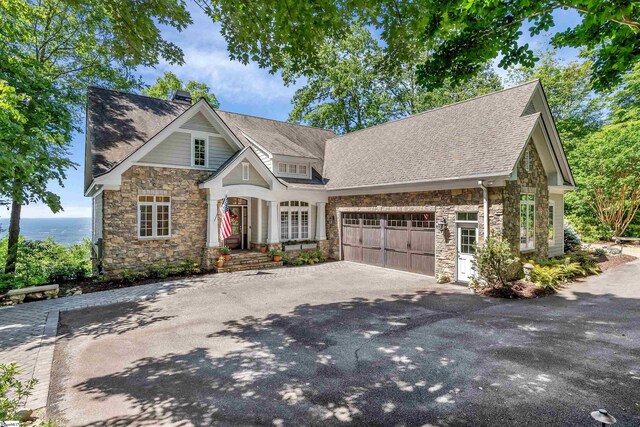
{"left": 457, "top": 225, "right": 478, "bottom": 282}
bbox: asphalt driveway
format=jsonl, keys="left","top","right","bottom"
{"left": 49, "top": 261, "right": 640, "bottom": 426}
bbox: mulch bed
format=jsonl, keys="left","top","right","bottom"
{"left": 476, "top": 253, "right": 637, "bottom": 299}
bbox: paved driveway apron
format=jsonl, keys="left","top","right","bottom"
{"left": 7, "top": 261, "right": 640, "bottom": 426}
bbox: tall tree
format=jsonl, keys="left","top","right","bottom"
{"left": 197, "top": 0, "right": 640, "bottom": 91}
{"left": 143, "top": 71, "right": 220, "bottom": 107}
{"left": 285, "top": 26, "right": 396, "bottom": 134}
{"left": 508, "top": 50, "right": 605, "bottom": 144}
{"left": 0, "top": 0, "right": 192, "bottom": 273}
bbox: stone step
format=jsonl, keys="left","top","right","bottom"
{"left": 224, "top": 256, "right": 273, "bottom": 266}
{"left": 213, "top": 261, "right": 283, "bottom": 273}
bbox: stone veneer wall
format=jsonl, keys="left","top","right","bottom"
{"left": 102, "top": 166, "right": 210, "bottom": 278}
{"left": 503, "top": 141, "right": 549, "bottom": 259}
{"left": 326, "top": 188, "right": 504, "bottom": 280}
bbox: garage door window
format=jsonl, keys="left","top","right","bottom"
{"left": 280, "top": 201, "right": 309, "bottom": 240}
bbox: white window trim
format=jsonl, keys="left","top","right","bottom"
{"left": 455, "top": 211, "right": 479, "bottom": 224}
{"left": 280, "top": 202, "right": 310, "bottom": 240}
{"left": 276, "top": 162, "right": 312, "bottom": 179}
{"left": 520, "top": 193, "right": 535, "bottom": 251}
{"left": 242, "top": 162, "right": 250, "bottom": 181}
{"left": 548, "top": 200, "right": 555, "bottom": 246}
{"left": 191, "top": 132, "right": 209, "bottom": 168}
{"left": 138, "top": 197, "right": 172, "bottom": 239}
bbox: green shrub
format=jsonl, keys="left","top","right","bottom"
{"left": 528, "top": 253, "right": 599, "bottom": 290}
{"left": 120, "top": 269, "right": 148, "bottom": 283}
{"left": 563, "top": 223, "right": 582, "bottom": 252}
{"left": 0, "top": 237, "right": 92, "bottom": 290}
{"left": 267, "top": 249, "right": 285, "bottom": 258}
{"left": 1, "top": 363, "right": 37, "bottom": 421}
{"left": 219, "top": 246, "right": 231, "bottom": 255}
{"left": 146, "top": 259, "right": 200, "bottom": 279}
{"left": 470, "top": 236, "right": 519, "bottom": 289}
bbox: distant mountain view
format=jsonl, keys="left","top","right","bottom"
{"left": 0, "top": 217, "right": 91, "bottom": 246}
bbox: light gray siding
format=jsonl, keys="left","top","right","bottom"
{"left": 209, "top": 136, "right": 236, "bottom": 170}
{"left": 139, "top": 131, "right": 236, "bottom": 170}
{"left": 180, "top": 112, "right": 218, "bottom": 133}
{"left": 548, "top": 192, "right": 564, "bottom": 257}
{"left": 222, "top": 162, "right": 269, "bottom": 188}
{"left": 92, "top": 192, "right": 103, "bottom": 243}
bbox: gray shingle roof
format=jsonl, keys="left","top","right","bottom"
{"left": 323, "top": 81, "right": 541, "bottom": 189}
{"left": 212, "top": 110, "right": 336, "bottom": 171}
{"left": 85, "top": 87, "right": 188, "bottom": 190}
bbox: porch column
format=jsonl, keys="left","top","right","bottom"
{"left": 207, "top": 193, "right": 219, "bottom": 247}
{"left": 256, "top": 199, "right": 263, "bottom": 244}
{"left": 266, "top": 200, "right": 279, "bottom": 244}
{"left": 315, "top": 202, "right": 327, "bottom": 240}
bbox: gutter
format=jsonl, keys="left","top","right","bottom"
{"left": 478, "top": 180, "right": 489, "bottom": 241}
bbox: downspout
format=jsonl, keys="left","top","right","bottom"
{"left": 478, "top": 180, "right": 489, "bottom": 242}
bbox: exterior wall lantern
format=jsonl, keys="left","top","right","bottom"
{"left": 437, "top": 217, "right": 448, "bottom": 232}
{"left": 591, "top": 409, "right": 616, "bottom": 426}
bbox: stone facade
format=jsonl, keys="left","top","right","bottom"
{"left": 503, "top": 141, "right": 549, "bottom": 259}
{"left": 101, "top": 166, "right": 210, "bottom": 278}
{"left": 326, "top": 188, "right": 504, "bottom": 280}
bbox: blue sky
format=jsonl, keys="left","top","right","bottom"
{"left": 13, "top": 5, "right": 581, "bottom": 218}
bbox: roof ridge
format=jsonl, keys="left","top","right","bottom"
{"left": 87, "top": 85, "right": 192, "bottom": 107}
{"left": 328, "top": 79, "right": 540, "bottom": 141}
{"left": 215, "top": 108, "right": 337, "bottom": 134}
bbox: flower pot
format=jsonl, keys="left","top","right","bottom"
{"left": 216, "top": 261, "right": 224, "bottom": 268}
{"left": 223, "top": 254, "right": 231, "bottom": 262}
{"left": 273, "top": 255, "right": 282, "bottom": 262}
{"left": 261, "top": 246, "right": 267, "bottom": 253}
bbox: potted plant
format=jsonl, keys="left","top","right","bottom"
{"left": 260, "top": 244, "right": 268, "bottom": 254}
{"left": 216, "top": 257, "right": 225, "bottom": 268}
{"left": 220, "top": 246, "right": 231, "bottom": 262}
{"left": 268, "top": 249, "right": 284, "bottom": 262}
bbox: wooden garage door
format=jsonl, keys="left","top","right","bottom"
{"left": 341, "top": 213, "right": 435, "bottom": 276}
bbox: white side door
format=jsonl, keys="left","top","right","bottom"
{"left": 457, "top": 225, "right": 478, "bottom": 282}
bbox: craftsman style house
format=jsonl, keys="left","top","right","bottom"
{"left": 85, "top": 80, "right": 574, "bottom": 282}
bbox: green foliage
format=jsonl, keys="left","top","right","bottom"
{"left": 267, "top": 249, "right": 285, "bottom": 258}
{"left": 470, "top": 236, "right": 519, "bottom": 289}
{"left": 571, "top": 120, "right": 640, "bottom": 237}
{"left": 528, "top": 252, "right": 599, "bottom": 289}
{"left": 146, "top": 259, "right": 201, "bottom": 279}
{"left": 0, "top": 238, "right": 92, "bottom": 291}
{"left": 142, "top": 71, "right": 220, "bottom": 107}
{"left": 202, "top": 0, "right": 640, "bottom": 91}
{"left": 219, "top": 246, "right": 231, "bottom": 255}
{"left": 120, "top": 269, "right": 148, "bottom": 284}
{"left": 563, "top": 223, "right": 583, "bottom": 252}
{"left": 0, "top": 362, "right": 37, "bottom": 421}
{"left": 287, "top": 250, "right": 327, "bottom": 266}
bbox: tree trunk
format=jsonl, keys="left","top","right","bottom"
{"left": 5, "top": 199, "right": 21, "bottom": 274}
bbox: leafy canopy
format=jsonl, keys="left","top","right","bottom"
{"left": 197, "top": 0, "right": 640, "bottom": 91}
{"left": 143, "top": 71, "right": 220, "bottom": 107}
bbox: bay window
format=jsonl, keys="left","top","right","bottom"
{"left": 138, "top": 195, "right": 171, "bottom": 238}
{"left": 280, "top": 201, "right": 309, "bottom": 240}
{"left": 520, "top": 193, "right": 535, "bottom": 250}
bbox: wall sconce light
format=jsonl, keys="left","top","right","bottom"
{"left": 437, "top": 217, "right": 448, "bottom": 232}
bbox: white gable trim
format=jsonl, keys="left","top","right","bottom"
{"left": 199, "top": 147, "right": 287, "bottom": 191}
{"left": 526, "top": 83, "right": 575, "bottom": 186}
{"left": 92, "top": 100, "right": 244, "bottom": 189}
{"left": 241, "top": 131, "right": 273, "bottom": 160}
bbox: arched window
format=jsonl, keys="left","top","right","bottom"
{"left": 280, "top": 201, "right": 309, "bottom": 240}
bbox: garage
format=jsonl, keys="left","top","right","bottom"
{"left": 341, "top": 212, "right": 436, "bottom": 276}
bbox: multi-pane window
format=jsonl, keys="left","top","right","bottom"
{"left": 520, "top": 193, "right": 535, "bottom": 250}
{"left": 138, "top": 195, "right": 171, "bottom": 238}
{"left": 460, "top": 227, "right": 477, "bottom": 254}
{"left": 276, "top": 162, "right": 310, "bottom": 178}
{"left": 548, "top": 201, "right": 555, "bottom": 244}
{"left": 456, "top": 212, "right": 478, "bottom": 222}
{"left": 193, "top": 137, "right": 206, "bottom": 167}
{"left": 280, "top": 201, "right": 309, "bottom": 240}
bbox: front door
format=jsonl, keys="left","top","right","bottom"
{"left": 225, "top": 204, "right": 248, "bottom": 250}
{"left": 456, "top": 225, "right": 478, "bottom": 282}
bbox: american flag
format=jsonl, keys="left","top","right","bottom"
{"left": 219, "top": 194, "right": 232, "bottom": 241}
